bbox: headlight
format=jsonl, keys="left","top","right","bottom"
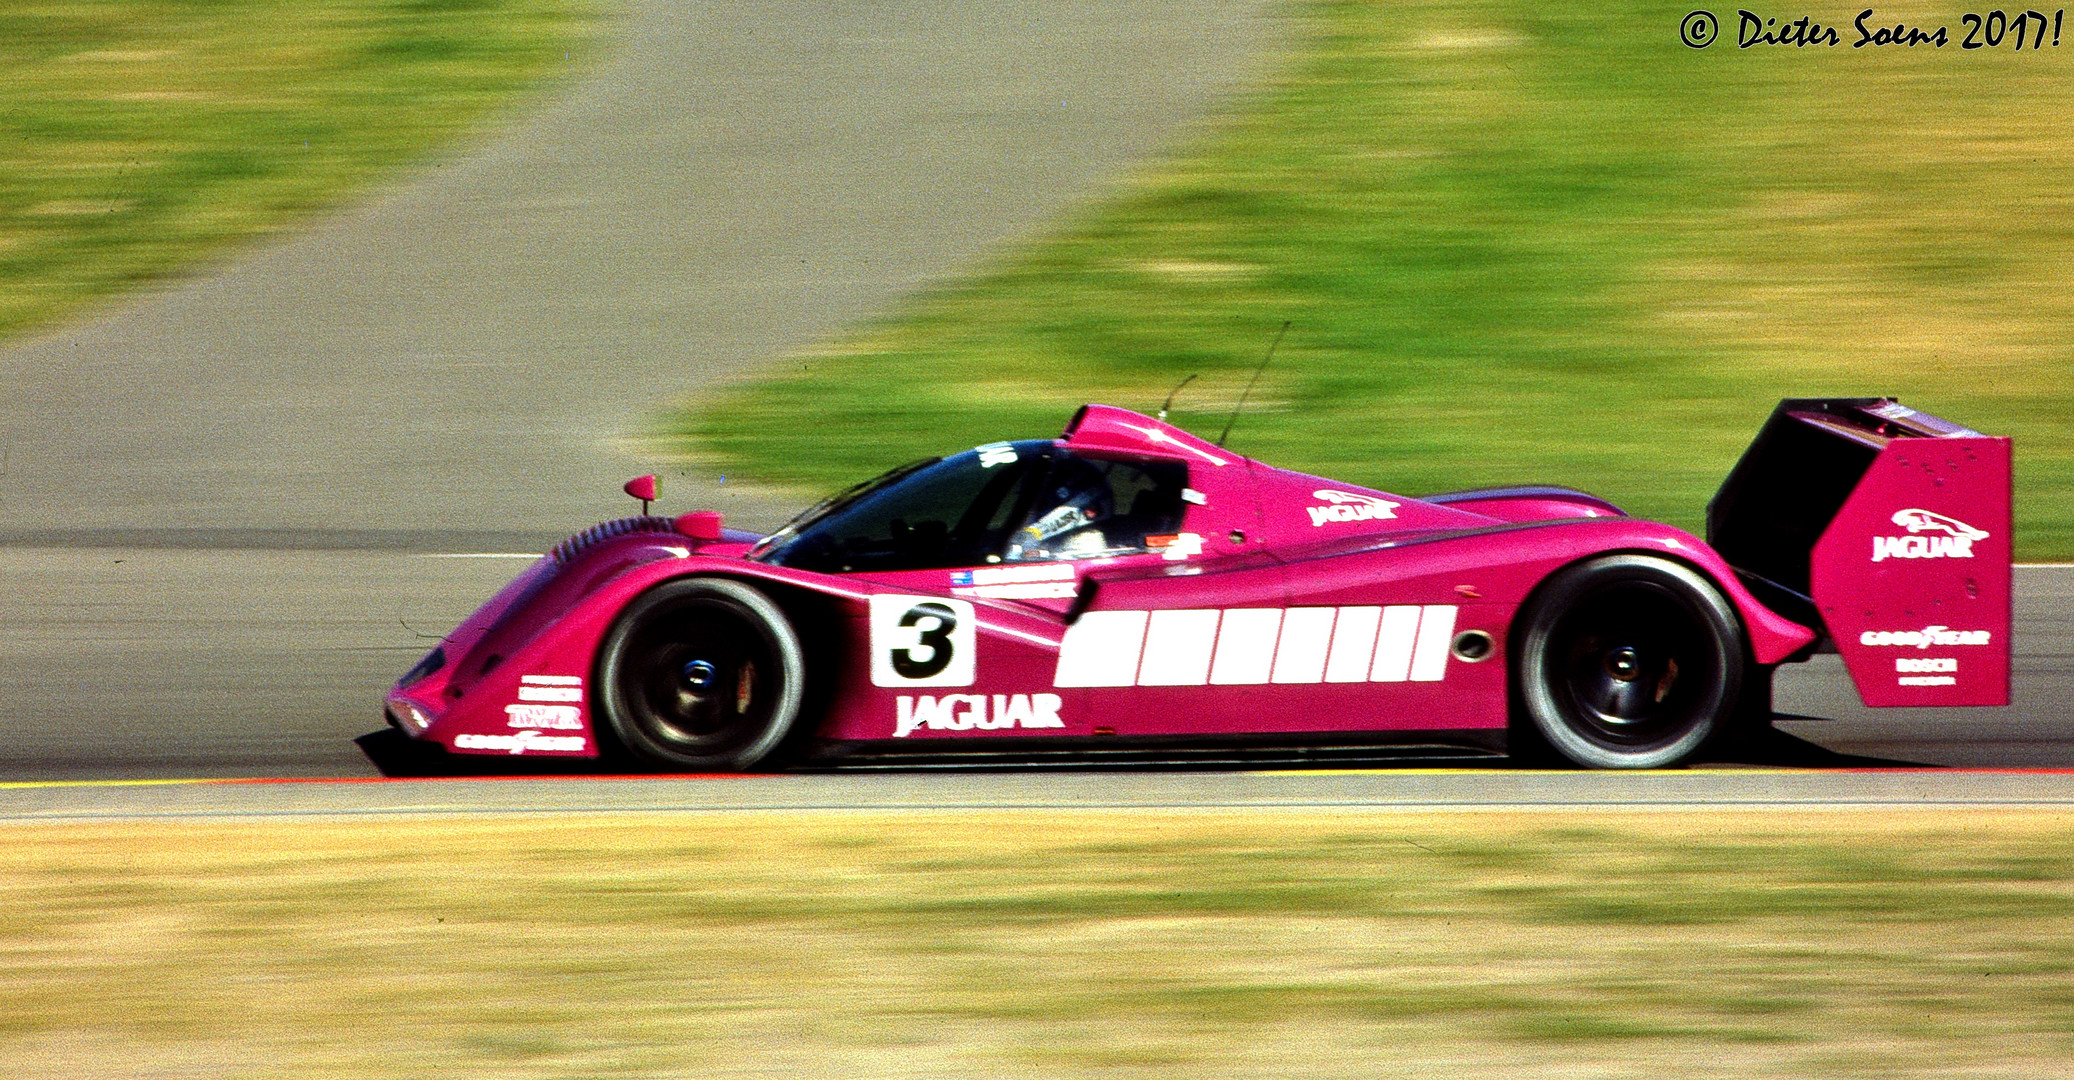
{"left": 386, "top": 696, "right": 434, "bottom": 734}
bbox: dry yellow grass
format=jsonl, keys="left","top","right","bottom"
{"left": 4, "top": 809, "right": 2074, "bottom": 1078}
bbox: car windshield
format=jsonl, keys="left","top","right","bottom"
{"left": 747, "top": 456, "right": 941, "bottom": 560}
{"left": 750, "top": 442, "right": 1052, "bottom": 573}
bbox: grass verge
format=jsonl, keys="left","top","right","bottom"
{"left": 679, "top": 0, "right": 2074, "bottom": 559}
{"left": 0, "top": 0, "right": 604, "bottom": 342}
{"left": 5, "top": 809, "right": 2074, "bottom": 1077}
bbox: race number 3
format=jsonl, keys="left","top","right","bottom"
{"left": 869, "top": 595, "right": 977, "bottom": 687}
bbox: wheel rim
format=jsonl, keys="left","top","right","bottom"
{"left": 616, "top": 596, "right": 784, "bottom": 758}
{"left": 1546, "top": 580, "right": 1722, "bottom": 750}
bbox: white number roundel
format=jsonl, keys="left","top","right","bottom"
{"left": 869, "top": 595, "right": 976, "bottom": 687}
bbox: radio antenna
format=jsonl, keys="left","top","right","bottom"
{"left": 1216, "top": 320, "right": 1289, "bottom": 448}
{"left": 1157, "top": 373, "right": 1198, "bottom": 422}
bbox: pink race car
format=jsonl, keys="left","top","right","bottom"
{"left": 377, "top": 398, "right": 2010, "bottom": 771}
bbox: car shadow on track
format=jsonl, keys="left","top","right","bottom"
{"left": 1709, "top": 721, "right": 1933, "bottom": 769}
{"left": 358, "top": 717, "right": 1934, "bottom": 778}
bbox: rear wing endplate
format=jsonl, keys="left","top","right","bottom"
{"left": 1708, "top": 398, "right": 2010, "bottom": 707}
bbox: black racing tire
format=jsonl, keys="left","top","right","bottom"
{"left": 595, "top": 577, "right": 804, "bottom": 770}
{"left": 1514, "top": 554, "right": 1746, "bottom": 769}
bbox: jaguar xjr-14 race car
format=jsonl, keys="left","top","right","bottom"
{"left": 377, "top": 398, "right": 2010, "bottom": 771}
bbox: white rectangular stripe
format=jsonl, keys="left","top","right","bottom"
{"left": 1323, "top": 606, "right": 1382, "bottom": 683}
{"left": 1137, "top": 609, "right": 1221, "bottom": 686}
{"left": 1054, "top": 610, "right": 1149, "bottom": 687}
{"left": 1369, "top": 605, "right": 1423, "bottom": 682}
{"left": 1052, "top": 604, "right": 1460, "bottom": 688}
{"left": 521, "top": 675, "right": 583, "bottom": 686}
{"left": 1270, "top": 607, "right": 1336, "bottom": 684}
{"left": 1208, "top": 608, "right": 1282, "bottom": 685}
{"left": 1409, "top": 604, "right": 1457, "bottom": 682}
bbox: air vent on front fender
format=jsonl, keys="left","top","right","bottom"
{"left": 550, "top": 516, "right": 678, "bottom": 565}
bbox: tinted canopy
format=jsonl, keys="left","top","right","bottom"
{"left": 752, "top": 441, "right": 1187, "bottom": 574}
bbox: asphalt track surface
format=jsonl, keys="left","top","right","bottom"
{"left": 6, "top": 770, "right": 2074, "bottom": 822}
{"left": 0, "top": 2, "right": 2067, "bottom": 792}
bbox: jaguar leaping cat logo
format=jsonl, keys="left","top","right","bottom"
{"left": 1306, "top": 490, "right": 1399, "bottom": 527}
{"left": 1890, "top": 509, "right": 1989, "bottom": 541}
{"left": 1874, "top": 509, "right": 1989, "bottom": 562}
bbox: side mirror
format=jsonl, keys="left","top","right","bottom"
{"left": 623, "top": 474, "right": 658, "bottom": 514}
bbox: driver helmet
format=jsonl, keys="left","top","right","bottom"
{"left": 1011, "top": 458, "right": 1114, "bottom": 557}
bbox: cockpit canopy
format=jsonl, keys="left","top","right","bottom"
{"left": 751, "top": 440, "right": 1187, "bottom": 574}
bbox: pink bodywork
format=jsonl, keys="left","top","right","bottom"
{"left": 390, "top": 404, "right": 1854, "bottom": 759}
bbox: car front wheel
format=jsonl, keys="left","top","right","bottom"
{"left": 595, "top": 577, "right": 805, "bottom": 770}
{"left": 1514, "top": 554, "right": 1746, "bottom": 769}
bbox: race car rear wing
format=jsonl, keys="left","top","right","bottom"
{"left": 1707, "top": 398, "right": 2010, "bottom": 707}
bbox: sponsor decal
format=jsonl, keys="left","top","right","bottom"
{"left": 952, "top": 583, "right": 1077, "bottom": 599}
{"left": 1858, "top": 626, "right": 1992, "bottom": 649}
{"left": 953, "top": 582, "right": 1076, "bottom": 599}
{"left": 455, "top": 731, "right": 587, "bottom": 754}
{"left": 951, "top": 564, "right": 1074, "bottom": 586}
{"left": 894, "top": 692, "right": 1066, "bottom": 737}
{"left": 1894, "top": 656, "right": 1958, "bottom": 687}
{"left": 869, "top": 595, "right": 978, "bottom": 687}
{"left": 1892, "top": 509, "right": 1990, "bottom": 539}
{"left": 517, "top": 674, "right": 583, "bottom": 703}
{"left": 976, "top": 442, "right": 1019, "bottom": 469}
{"left": 1160, "top": 532, "right": 1204, "bottom": 561}
{"left": 1306, "top": 490, "right": 1400, "bottom": 528}
{"left": 1872, "top": 509, "right": 1989, "bottom": 563}
{"left": 505, "top": 703, "right": 582, "bottom": 730}
{"left": 1054, "top": 604, "right": 1461, "bottom": 688}
{"left": 948, "top": 563, "right": 1076, "bottom": 600}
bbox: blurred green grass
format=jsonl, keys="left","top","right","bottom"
{"left": 0, "top": 0, "right": 603, "bottom": 341}
{"left": 678, "top": 0, "right": 2074, "bottom": 559}
{"left": 7, "top": 810, "right": 2074, "bottom": 1077}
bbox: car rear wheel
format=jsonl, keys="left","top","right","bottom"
{"left": 1515, "top": 554, "right": 1745, "bottom": 769}
{"left": 596, "top": 578, "right": 804, "bottom": 770}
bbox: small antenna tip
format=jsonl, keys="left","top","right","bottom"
{"left": 1158, "top": 372, "right": 1199, "bottom": 423}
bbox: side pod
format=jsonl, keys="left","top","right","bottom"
{"left": 1707, "top": 398, "right": 2011, "bottom": 707}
